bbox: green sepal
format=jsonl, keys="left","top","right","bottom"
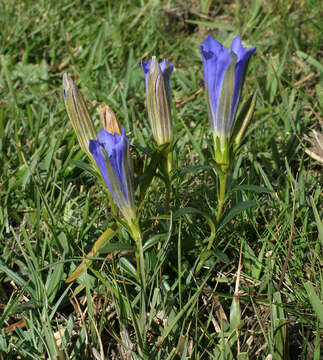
{"left": 213, "top": 134, "right": 231, "bottom": 173}
{"left": 102, "top": 147, "right": 136, "bottom": 224}
{"left": 158, "top": 142, "right": 173, "bottom": 176}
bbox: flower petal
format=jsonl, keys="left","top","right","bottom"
{"left": 160, "top": 59, "right": 174, "bottom": 101}
{"left": 200, "top": 36, "right": 233, "bottom": 132}
{"left": 90, "top": 128, "right": 135, "bottom": 222}
{"left": 89, "top": 139, "right": 112, "bottom": 194}
{"left": 230, "top": 36, "right": 256, "bottom": 123}
{"left": 142, "top": 59, "right": 152, "bottom": 90}
{"left": 97, "top": 128, "right": 129, "bottom": 201}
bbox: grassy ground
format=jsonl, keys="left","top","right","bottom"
{"left": 0, "top": 0, "right": 322, "bottom": 359}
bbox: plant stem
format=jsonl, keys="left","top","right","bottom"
{"left": 164, "top": 175, "right": 171, "bottom": 215}
{"left": 196, "top": 168, "right": 228, "bottom": 273}
{"left": 163, "top": 149, "right": 172, "bottom": 215}
{"left": 130, "top": 222, "right": 146, "bottom": 287}
{"left": 166, "top": 150, "right": 173, "bottom": 176}
{"left": 129, "top": 221, "right": 146, "bottom": 337}
{"left": 215, "top": 170, "right": 227, "bottom": 228}
{"left": 157, "top": 150, "right": 172, "bottom": 250}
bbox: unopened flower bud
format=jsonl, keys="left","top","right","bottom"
{"left": 100, "top": 105, "right": 122, "bottom": 135}
{"left": 142, "top": 56, "right": 174, "bottom": 147}
{"left": 63, "top": 73, "right": 97, "bottom": 159}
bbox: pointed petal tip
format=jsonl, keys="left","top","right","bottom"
{"left": 160, "top": 59, "right": 174, "bottom": 75}
{"left": 141, "top": 59, "right": 152, "bottom": 74}
{"left": 200, "top": 35, "right": 221, "bottom": 50}
{"left": 200, "top": 35, "right": 229, "bottom": 61}
{"left": 202, "top": 35, "right": 215, "bottom": 44}
{"left": 89, "top": 139, "right": 99, "bottom": 155}
{"left": 231, "top": 36, "right": 256, "bottom": 57}
{"left": 232, "top": 35, "right": 241, "bottom": 43}
{"left": 141, "top": 60, "right": 147, "bottom": 71}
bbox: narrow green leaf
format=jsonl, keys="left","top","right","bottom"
{"left": 156, "top": 266, "right": 214, "bottom": 348}
{"left": 314, "top": 325, "right": 321, "bottom": 360}
{"left": 296, "top": 51, "right": 323, "bottom": 73}
{"left": 231, "top": 184, "right": 273, "bottom": 194}
{"left": 311, "top": 197, "right": 323, "bottom": 247}
{"left": 304, "top": 282, "right": 323, "bottom": 327}
{"left": 46, "top": 261, "right": 64, "bottom": 303}
{"left": 185, "top": 19, "right": 235, "bottom": 31}
{"left": 219, "top": 200, "right": 257, "bottom": 230}
{"left": 272, "top": 291, "right": 286, "bottom": 360}
{"left": 66, "top": 223, "right": 118, "bottom": 283}
{"left": 99, "top": 242, "right": 134, "bottom": 254}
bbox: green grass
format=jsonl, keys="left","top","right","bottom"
{"left": 0, "top": 0, "right": 322, "bottom": 359}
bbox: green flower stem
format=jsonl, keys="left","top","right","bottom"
{"left": 163, "top": 149, "right": 172, "bottom": 214}
{"left": 204, "top": 169, "right": 227, "bottom": 252}
{"left": 157, "top": 175, "right": 171, "bottom": 252}
{"left": 129, "top": 221, "right": 146, "bottom": 287}
{"left": 196, "top": 167, "right": 228, "bottom": 273}
{"left": 215, "top": 170, "right": 227, "bottom": 227}
{"left": 158, "top": 149, "right": 172, "bottom": 250}
{"left": 129, "top": 221, "right": 146, "bottom": 336}
{"left": 164, "top": 174, "right": 171, "bottom": 215}
{"left": 166, "top": 150, "right": 173, "bottom": 176}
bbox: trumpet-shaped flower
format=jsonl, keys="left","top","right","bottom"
{"left": 89, "top": 126, "right": 136, "bottom": 224}
{"left": 142, "top": 57, "right": 174, "bottom": 147}
{"left": 63, "top": 73, "right": 97, "bottom": 159}
{"left": 200, "top": 36, "right": 256, "bottom": 168}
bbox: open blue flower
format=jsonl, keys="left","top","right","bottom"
{"left": 142, "top": 57, "right": 174, "bottom": 146}
{"left": 200, "top": 36, "right": 256, "bottom": 154}
{"left": 89, "top": 128, "right": 136, "bottom": 223}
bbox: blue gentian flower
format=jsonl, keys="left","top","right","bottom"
{"left": 142, "top": 57, "right": 174, "bottom": 147}
{"left": 89, "top": 127, "right": 136, "bottom": 223}
{"left": 200, "top": 36, "right": 256, "bottom": 166}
